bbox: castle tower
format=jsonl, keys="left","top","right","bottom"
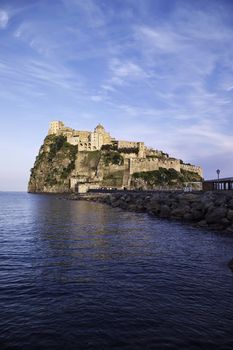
{"left": 138, "top": 142, "right": 145, "bottom": 158}
{"left": 48, "top": 121, "right": 64, "bottom": 135}
{"left": 94, "top": 124, "right": 111, "bottom": 144}
{"left": 94, "top": 124, "right": 105, "bottom": 133}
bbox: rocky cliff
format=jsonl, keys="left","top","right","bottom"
{"left": 28, "top": 135, "right": 127, "bottom": 192}
{"left": 28, "top": 134, "right": 202, "bottom": 193}
{"left": 28, "top": 135, "right": 78, "bottom": 192}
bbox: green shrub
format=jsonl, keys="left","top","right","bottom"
{"left": 48, "top": 135, "right": 67, "bottom": 160}
{"left": 103, "top": 151, "right": 124, "bottom": 166}
{"left": 132, "top": 167, "right": 202, "bottom": 186}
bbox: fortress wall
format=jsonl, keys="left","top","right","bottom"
{"left": 129, "top": 158, "right": 181, "bottom": 175}
{"left": 73, "top": 130, "right": 90, "bottom": 138}
{"left": 67, "top": 136, "right": 79, "bottom": 145}
{"left": 181, "top": 164, "right": 203, "bottom": 177}
{"left": 120, "top": 153, "right": 138, "bottom": 159}
{"left": 106, "top": 163, "right": 125, "bottom": 173}
{"left": 158, "top": 159, "right": 181, "bottom": 172}
{"left": 129, "top": 158, "right": 159, "bottom": 174}
{"left": 117, "top": 140, "right": 139, "bottom": 148}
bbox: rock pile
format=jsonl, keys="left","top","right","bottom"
{"left": 78, "top": 191, "right": 233, "bottom": 233}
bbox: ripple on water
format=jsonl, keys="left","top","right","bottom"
{"left": 0, "top": 192, "right": 233, "bottom": 350}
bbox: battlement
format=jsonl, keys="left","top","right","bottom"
{"left": 181, "top": 163, "right": 203, "bottom": 178}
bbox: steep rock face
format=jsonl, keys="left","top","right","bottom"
{"left": 28, "top": 136, "right": 126, "bottom": 192}
{"left": 28, "top": 135, "right": 78, "bottom": 193}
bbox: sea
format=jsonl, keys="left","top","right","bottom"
{"left": 1, "top": 192, "right": 233, "bottom": 350}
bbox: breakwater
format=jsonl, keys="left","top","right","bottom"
{"left": 71, "top": 191, "right": 233, "bottom": 233}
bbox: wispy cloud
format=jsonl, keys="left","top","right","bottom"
{"left": 108, "top": 58, "right": 150, "bottom": 86}
{"left": 1, "top": 0, "right": 233, "bottom": 189}
{"left": 62, "top": 0, "right": 106, "bottom": 28}
{"left": 0, "top": 9, "right": 9, "bottom": 28}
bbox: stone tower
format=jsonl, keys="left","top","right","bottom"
{"left": 138, "top": 142, "right": 145, "bottom": 158}
{"left": 48, "top": 121, "right": 64, "bottom": 135}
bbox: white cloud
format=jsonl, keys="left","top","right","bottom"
{"left": 110, "top": 59, "right": 144, "bottom": 77}
{"left": 90, "top": 95, "right": 103, "bottom": 102}
{"left": 0, "top": 56, "right": 85, "bottom": 100}
{"left": 107, "top": 58, "right": 150, "bottom": 87}
{"left": 137, "top": 26, "right": 185, "bottom": 53}
{"left": 0, "top": 10, "right": 9, "bottom": 28}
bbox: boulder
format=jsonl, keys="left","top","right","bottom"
{"left": 191, "top": 202, "right": 204, "bottom": 211}
{"left": 183, "top": 213, "right": 193, "bottom": 221}
{"left": 215, "top": 196, "right": 227, "bottom": 206}
{"left": 191, "top": 210, "right": 204, "bottom": 221}
{"left": 228, "top": 258, "right": 233, "bottom": 271}
{"left": 160, "top": 205, "right": 171, "bottom": 218}
{"left": 171, "top": 207, "right": 187, "bottom": 218}
{"left": 221, "top": 218, "right": 230, "bottom": 227}
{"left": 197, "top": 220, "right": 208, "bottom": 227}
{"left": 227, "top": 209, "right": 233, "bottom": 221}
{"left": 182, "top": 193, "right": 200, "bottom": 202}
{"left": 205, "top": 207, "right": 227, "bottom": 224}
{"left": 148, "top": 201, "right": 161, "bottom": 214}
{"left": 228, "top": 199, "right": 233, "bottom": 209}
{"left": 226, "top": 225, "right": 233, "bottom": 233}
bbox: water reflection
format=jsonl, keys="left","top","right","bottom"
{"left": 1, "top": 192, "right": 233, "bottom": 350}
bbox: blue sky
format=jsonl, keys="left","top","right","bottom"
{"left": 0, "top": 0, "right": 233, "bottom": 190}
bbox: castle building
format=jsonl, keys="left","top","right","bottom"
{"left": 47, "top": 120, "right": 202, "bottom": 180}
{"left": 48, "top": 121, "right": 144, "bottom": 154}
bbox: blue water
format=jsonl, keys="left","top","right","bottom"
{"left": 0, "top": 192, "right": 233, "bottom": 350}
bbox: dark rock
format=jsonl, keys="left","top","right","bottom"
{"left": 228, "top": 199, "right": 233, "bottom": 209}
{"left": 201, "top": 201, "right": 214, "bottom": 213}
{"left": 171, "top": 207, "right": 186, "bottom": 218}
{"left": 228, "top": 258, "right": 233, "bottom": 271}
{"left": 221, "top": 218, "right": 230, "bottom": 226}
{"left": 227, "top": 209, "right": 233, "bottom": 221}
{"left": 205, "top": 207, "right": 227, "bottom": 224}
{"left": 160, "top": 205, "right": 171, "bottom": 218}
{"left": 191, "top": 202, "right": 204, "bottom": 211}
{"left": 226, "top": 225, "right": 233, "bottom": 233}
{"left": 128, "top": 204, "right": 137, "bottom": 211}
{"left": 149, "top": 201, "right": 161, "bottom": 214}
{"left": 111, "top": 200, "right": 121, "bottom": 207}
{"left": 197, "top": 220, "right": 208, "bottom": 227}
{"left": 191, "top": 210, "right": 203, "bottom": 221}
{"left": 183, "top": 193, "right": 200, "bottom": 202}
{"left": 215, "top": 196, "right": 227, "bottom": 206}
{"left": 183, "top": 213, "right": 193, "bottom": 221}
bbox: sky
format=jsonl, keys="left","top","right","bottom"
{"left": 0, "top": 0, "right": 233, "bottom": 191}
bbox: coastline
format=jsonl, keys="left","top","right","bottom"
{"left": 66, "top": 190, "right": 233, "bottom": 234}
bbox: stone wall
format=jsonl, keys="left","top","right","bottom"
{"left": 117, "top": 140, "right": 139, "bottom": 148}
{"left": 129, "top": 157, "right": 181, "bottom": 175}
{"left": 181, "top": 163, "right": 203, "bottom": 177}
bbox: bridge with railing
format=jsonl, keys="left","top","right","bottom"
{"left": 203, "top": 177, "right": 233, "bottom": 191}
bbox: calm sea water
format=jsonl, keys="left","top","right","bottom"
{"left": 1, "top": 192, "right": 233, "bottom": 350}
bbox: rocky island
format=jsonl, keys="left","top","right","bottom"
{"left": 28, "top": 121, "right": 202, "bottom": 193}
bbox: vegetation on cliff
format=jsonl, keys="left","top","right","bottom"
{"left": 132, "top": 167, "right": 202, "bottom": 189}
{"left": 101, "top": 144, "right": 139, "bottom": 155}
{"left": 102, "top": 150, "right": 124, "bottom": 166}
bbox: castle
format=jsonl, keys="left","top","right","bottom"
{"left": 46, "top": 121, "right": 203, "bottom": 193}
{"left": 48, "top": 121, "right": 145, "bottom": 157}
